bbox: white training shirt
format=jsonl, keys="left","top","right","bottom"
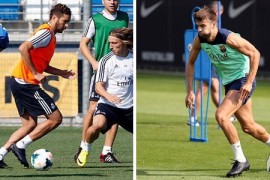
{"left": 82, "top": 10, "right": 118, "bottom": 39}
{"left": 96, "top": 51, "right": 133, "bottom": 109}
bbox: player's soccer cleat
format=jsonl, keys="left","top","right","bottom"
{"left": 267, "top": 154, "right": 270, "bottom": 172}
{"left": 100, "top": 153, "right": 120, "bottom": 163}
{"left": 187, "top": 120, "right": 200, "bottom": 127}
{"left": 73, "top": 146, "right": 82, "bottom": 163}
{"left": 11, "top": 144, "right": 29, "bottom": 168}
{"left": 0, "top": 160, "right": 8, "bottom": 168}
{"left": 226, "top": 160, "right": 250, "bottom": 177}
{"left": 76, "top": 150, "right": 89, "bottom": 167}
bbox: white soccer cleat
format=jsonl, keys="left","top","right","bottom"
{"left": 187, "top": 120, "right": 200, "bottom": 127}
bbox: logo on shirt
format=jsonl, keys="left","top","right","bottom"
{"left": 219, "top": 45, "right": 226, "bottom": 53}
{"left": 117, "top": 76, "right": 133, "bottom": 87}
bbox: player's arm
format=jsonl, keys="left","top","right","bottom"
{"left": 79, "top": 37, "right": 98, "bottom": 70}
{"left": 95, "top": 82, "right": 121, "bottom": 104}
{"left": 226, "top": 33, "right": 260, "bottom": 99}
{"left": 19, "top": 41, "right": 46, "bottom": 82}
{"left": 185, "top": 36, "right": 201, "bottom": 109}
{"left": 80, "top": 17, "right": 98, "bottom": 70}
{"left": 44, "top": 65, "right": 76, "bottom": 79}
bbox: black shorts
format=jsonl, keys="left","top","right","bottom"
{"left": 10, "top": 77, "right": 58, "bottom": 117}
{"left": 224, "top": 76, "right": 256, "bottom": 105}
{"left": 88, "top": 73, "right": 100, "bottom": 102}
{"left": 94, "top": 103, "right": 133, "bottom": 134}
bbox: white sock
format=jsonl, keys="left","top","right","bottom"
{"left": 265, "top": 137, "right": 270, "bottom": 146}
{"left": 190, "top": 116, "right": 197, "bottom": 122}
{"left": 232, "top": 141, "right": 246, "bottom": 162}
{"left": 0, "top": 147, "right": 8, "bottom": 160}
{"left": 84, "top": 142, "right": 92, "bottom": 152}
{"left": 80, "top": 140, "right": 85, "bottom": 148}
{"left": 102, "top": 146, "right": 112, "bottom": 155}
{"left": 16, "top": 135, "right": 33, "bottom": 149}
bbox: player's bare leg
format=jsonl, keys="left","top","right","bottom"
{"left": 235, "top": 99, "right": 270, "bottom": 142}
{"left": 211, "top": 77, "right": 220, "bottom": 108}
{"left": 28, "top": 110, "right": 63, "bottom": 141}
{"left": 3, "top": 113, "right": 37, "bottom": 150}
{"left": 9, "top": 110, "right": 62, "bottom": 168}
{"left": 215, "top": 90, "right": 250, "bottom": 177}
{"left": 0, "top": 112, "right": 37, "bottom": 168}
{"left": 100, "top": 123, "right": 120, "bottom": 163}
{"left": 77, "top": 114, "right": 106, "bottom": 167}
{"left": 74, "top": 101, "right": 96, "bottom": 162}
{"left": 82, "top": 101, "right": 96, "bottom": 140}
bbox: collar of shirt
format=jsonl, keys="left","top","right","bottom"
{"left": 102, "top": 10, "right": 117, "bottom": 20}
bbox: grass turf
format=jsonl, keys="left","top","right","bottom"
{"left": 137, "top": 72, "right": 270, "bottom": 180}
{"left": 0, "top": 127, "right": 133, "bottom": 180}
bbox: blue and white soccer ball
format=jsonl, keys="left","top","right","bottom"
{"left": 31, "top": 149, "right": 53, "bottom": 171}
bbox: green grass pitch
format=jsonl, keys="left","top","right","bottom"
{"left": 137, "top": 72, "right": 270, "bottom": 180}
{"left": 0, "top": 127, "right": 133, "bottom": 180}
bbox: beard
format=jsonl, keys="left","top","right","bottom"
{"left": 55, "top": 21, "right": 65, "bottom": 33}
{"left": 198, "top": 32, "right": 211, "bottom": 39}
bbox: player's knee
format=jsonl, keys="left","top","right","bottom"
{"left": 50, "top": 113, "right": 62, "bottom": 127}
{"left": 215, "top": 111, "right": 227, "bottom": 125}
{"left": 241, "top": 125, "right": 253, "bottom": 135}
{"left": 27, "top": 121, "right": 38, "bottom": 130}
{"left": 92, "top": 119, "right": 105, "bottom": 132}
{"left": 92, "top": 123, "right": 103, "bottom": 132}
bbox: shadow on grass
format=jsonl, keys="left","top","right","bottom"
{"left": 137, "top": 168, "right": 266, "bottom": 178}
{"left": 54, "top": 164, "right": 133, "bottom": 169}
{"left": 0, "top": 173, "right": 104, "bottom": 178}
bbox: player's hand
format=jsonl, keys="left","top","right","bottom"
{"left": 108, "top": 95, "right": 121, "bottom": 104}
{"left": 239, "top": 83, "right": 252, "bottom": 100}
{"left": 34, "top": 72, "right": 47, "bottom": 83}
{"left": 61, "top": 70, "right": 77, "bottom": 79}
{"left": 185, "top": 91, "right": 195, "bottom": 109}
{"left": 92, "top": 61, "right": 99, "bottom": 71}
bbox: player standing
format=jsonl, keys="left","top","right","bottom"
{"left": 74, "top": 0, "right": 129, "bottom": 164}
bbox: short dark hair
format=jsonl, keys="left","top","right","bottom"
{"left": 110, "top": 28, "right": 133, "bottom": 50}
{"left": 49, "top": 3, "right": 71, "bottom": 20}
{"left": 194, "top": 7, "right": 217, "bottom": 22}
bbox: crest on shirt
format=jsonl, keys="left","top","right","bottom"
{"left": 219, "top": 45, "right": 226, "bottom": 53}
{"left": 51, "top": 103, "right": 56, "bottom": 110}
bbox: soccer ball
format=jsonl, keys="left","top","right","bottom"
{"left": 31, "top": 149, "right": 53, "bottom": 171}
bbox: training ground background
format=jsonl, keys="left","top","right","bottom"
{"left": 137, "top": 72, "right": 270, "bottom": 180}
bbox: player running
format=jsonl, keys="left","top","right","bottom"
{"left": 185, "top": 7, "right": 270, "bottom": 177}
{"left": 76, "top": 27, "right": 133, "bottom": 167}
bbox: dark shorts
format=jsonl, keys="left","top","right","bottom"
{"left": 224, "top": 76, "right": 256, "bottom": 105}
{"left": 10, "top": 77, "right": 58, "bottom": 117}
{"left": 94, "top": 103, "right": 133, "bottom": 134}
{"left": 88, "top": 73, "right": 100, "bottom": 102}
